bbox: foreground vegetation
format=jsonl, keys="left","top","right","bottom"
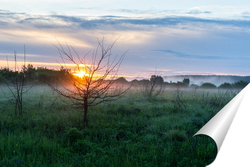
{"left": 0, "top": 85, "right": 240, "bottom": 167}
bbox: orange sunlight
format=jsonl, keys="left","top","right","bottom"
{"left": 72, "top": 70, "right": 90, "bottom": 79}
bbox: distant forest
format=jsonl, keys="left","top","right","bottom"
{"left": 0, "top": 64, "right": 249, "bottom": 89}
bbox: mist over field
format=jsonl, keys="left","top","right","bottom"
{"left": 0, "top": 82, "right": 235, "bottom": 166}
{"left": 163, "top": 75, "right": 250, "bottom": 86}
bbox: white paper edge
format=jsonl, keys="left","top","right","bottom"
{"left": 193, "top": 84, "right": 250, "bottom": 165}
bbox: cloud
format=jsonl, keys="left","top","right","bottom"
{"left": 155, "top": 49, "right": 225, "bottom": 60}
{"left": 187, "top": 10, "right": 212, "bottom": 15}
{"left": 115, "top": 9, "right": 156, "bottom": 14}
{"left": 1, "top": 9, "right": 250, "bottom": 76}
{"left": 1, "top": 9, "right": 250, "bottom": 32}
{"left": 49, "top": 14, "right": 250, "bottom": 31}
{"left": 0, "top": 9, "right": 25, "bottom": 15}
{"left": 0, "top": 20, "right": 8, "bottom": 25}
{"left": 242, "top": 11, "right": 250, "bottom": 15}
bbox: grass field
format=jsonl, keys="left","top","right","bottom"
{"left": 0, "top": 85, "right": 239, "bottom": 166}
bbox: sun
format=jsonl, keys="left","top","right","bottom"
{"left": 73, "top": 70, "right": 89, "bottom": 78}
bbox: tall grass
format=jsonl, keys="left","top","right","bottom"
{"left": 0, "top": 85, "right": 238, "bottom": 166}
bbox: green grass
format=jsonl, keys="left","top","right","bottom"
{"left": 0, "top": 85, "right": 238, "bottom": 166}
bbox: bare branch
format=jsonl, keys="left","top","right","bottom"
{"left": 48, "top": 38, "right": 130, "bottom": 126}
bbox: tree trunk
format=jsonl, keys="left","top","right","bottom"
{"left": 83, "top": 98, "right": 88, "bottom": 126}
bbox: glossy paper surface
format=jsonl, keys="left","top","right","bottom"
{"left": 195, "top": 84, "right": 250, "bottom": 166}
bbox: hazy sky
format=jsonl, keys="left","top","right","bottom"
{"left": 1, "top": 0, "right": 250, "bottom": 79}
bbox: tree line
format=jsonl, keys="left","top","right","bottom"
{"left": 117, "top": 76, "right": 248, "bottom": 89}
{"left": 0, "top": 67, "right": 248, "bottom": 89}
{"left": 0, "top": 64, "right": 71, "bottom": 85}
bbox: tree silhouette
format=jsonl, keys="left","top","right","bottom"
{"left": 47, "top": 38, "right": 131, "bottom": 126}
{"left": 3, "top": 48, "right": 33, "bottom": 116}
{"left": 183, "top": 78, "right": 190, "bottom": 86}
{"left": 140, "top": 75, "right": 164, "bottom": 100}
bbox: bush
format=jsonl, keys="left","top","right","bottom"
{"left": 200, "top": 82, "right": 216, "bottom": 89}
{"left": 0, "top": 74, "right": 5, "bottom": 83}
{"left": 232, "top": 80, "right": 248, "bottom": 89}
{"left": 219, "top": 82, "right": 232, "bottom": 89}
{"left": 66, "top": 127, "right": 83, "bottom": 144}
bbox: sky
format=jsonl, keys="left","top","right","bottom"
{"left": 1, "top": 0, "right": 250, "bottom": 80}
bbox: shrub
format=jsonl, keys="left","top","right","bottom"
{"left": 66, "top": 127, "right": 82, "bottom": 144}
{"left": 219, "top": 82, "right": 232, "bottom": 89}
{"left": 200, "top": 82, "right": 216, "bottom": 89}
{"left": 232, "top": 80, "right": 248, "bottom": 89}
{"left": 0, "top": 74, "right": 5, "bottom": 83}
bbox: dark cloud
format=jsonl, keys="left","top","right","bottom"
{"left": 155, "top": 49, "right": 250, "bottom": 61}
{"left": 187, "top": 10, "right": 212, "bottom": 15}
{"left": 242, "top": 12, "right": 250, "bottom": 19}
{"left": 1, "top": 9, "right": 250, "bottom": 31}
{"left": 16, "top": 17, "right": 57, "bottom": 29}
{"left": 242, "top": 11, "right": 250, "bottom": 15}
{"left": 50, "top": 14, "right": 250, "bottom": 30}
{"left": 17, "top": 17, "right": 40, "bottom": 24}
{"left": 101, "top": 15, "right": 123, "bottom": 18}
{"left": 52, "top": 14, "right": 183, "bottom": 28}
{"left": 0, "top": 9, "right": 25, "bottom": 15}
{"left": 155, "top": 49, "right": 224, "bottom": 60}
{"left": 0, "top": 20, "right": 8, "bottom": 25}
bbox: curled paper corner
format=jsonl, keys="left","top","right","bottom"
{"left": 193, "top": 83, "right": 250, "bottom": 166}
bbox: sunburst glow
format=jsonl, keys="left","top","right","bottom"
{"left": 72, "top": 70, "right": 90, "bottom": 78}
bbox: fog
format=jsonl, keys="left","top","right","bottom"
{"left": 163, "top": 75, "right": 250, "bottom": 86}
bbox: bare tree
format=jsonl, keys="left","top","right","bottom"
{"left": 139, "top": 75, "right": 165, "bottom": 100}
{"left": 2, "top": 46, "right": 33, "bottom": 116}
{"left": 172, "top": 85, "right": 186, "bottom": 113}
{"left": 47, "top": 38, "right": 131, "bottom": 126}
